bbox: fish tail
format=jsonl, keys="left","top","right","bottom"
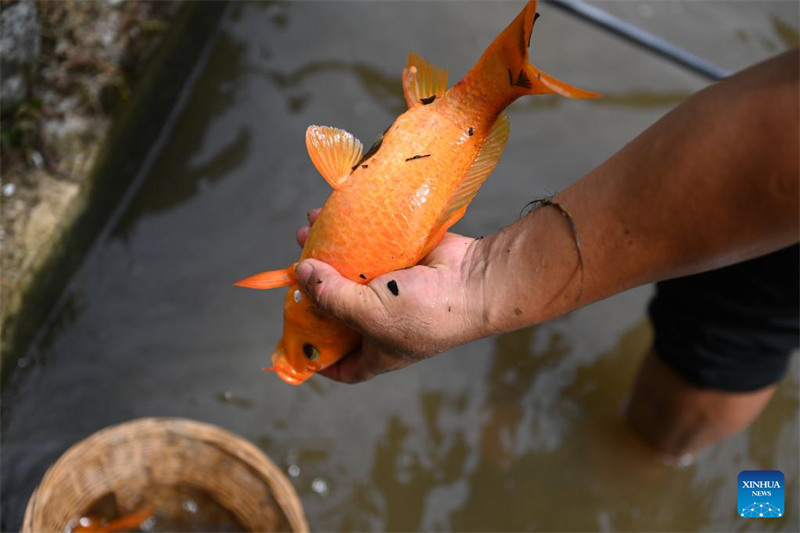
{"left": 468, "top": 0, "right": 599, "bottom": 101}
{"left": 234, "top": 264, "right": 296, "bottom": 290}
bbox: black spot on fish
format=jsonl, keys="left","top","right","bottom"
{"left": 387, "top": 280, "right": 399, "bottom": 296}
{"left": 515, "top": 70, "right": 532, "bottom": 89}
{"left": 468, "top": 127, "right": 474, "bottom": 136}
{"left": 405, "top": 154, "right": 431, "bottom": 162}
{"left": 537, "top": 73, "right": 541, "bottom": 81}
{"left": 359, "top": 273, "right": 366, "bottom": 280}
{"left": 530, "top": 13, "right": 540, "bottom": 48}
{"left": 315, "top": 279, "right": 323, "bottom": 284}
{"left": 420, "top": 95, "right": 436, "bottom": 105}
{"left": 362, "top": 164, "right": 368, "bottom": 169}
{"left": 353, "top": 124, "right": 391, "bottom": 169}
{"left": 514, "top": 307, "right": 523, "bottom": 316}
{"left": 507, "top": 68, "right": 514, "bottom": 86}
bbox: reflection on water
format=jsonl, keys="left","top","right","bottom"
{"left": 215, "top": 390, "right": 253, "bottom": 409}
{"left": 112, "top": 32, "right": 249, "bottom": 239}
{"left": 517, "top": 90, "right": 694, "bottom": 111}
{"left": 444, "top": 323, "right": 652, "bottom": 531}
{"left": 772, "top": 16, "right": 800, "bottom": 48}
{"left": 325, "top": 318, "right": 798, "bottom": 531}
{"left": 35, "top": 290, "right": 83, "bottom": 359}
{"left": 589, "top": 89, "right": 692, "bottom": 108}
{"left": 263, "top": 64, "right": 698, "bottom": 115}
{"left": 259, "top": 60, "right": 405, "bottom": 116}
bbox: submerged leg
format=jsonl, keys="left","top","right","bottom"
{"left": 630, "top": 246, "right": 798, "bottom": 459}
{"left": 625, "top": 348, "right": 778, "bottom": 459}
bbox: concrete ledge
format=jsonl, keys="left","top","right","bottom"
{"left": 1, "top": 2, "right": 227, "bottom": 384}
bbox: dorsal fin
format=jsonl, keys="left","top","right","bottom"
{"left": 420, "top": 114, "right": 510, "bottom": 255}
{"left": 402, "top": 52, "right": 448, "bottom": 108}
{"left": 305, "top": 126, "right": 363, "bottom": 189}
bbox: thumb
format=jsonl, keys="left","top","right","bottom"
{"left": 294, "top": 259, "right": 386, "bottom": 328}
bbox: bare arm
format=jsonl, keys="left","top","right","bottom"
{"left": 295, "top": 50, "right": 799, "bottom": 383}
{"left": 478, "top": 49, "right": 799, "bottom": 332}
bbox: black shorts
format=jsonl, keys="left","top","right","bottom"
{"left": 648, "top": 244, "right": 799, "bottom": 392}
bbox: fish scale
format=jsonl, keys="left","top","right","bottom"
{"left": 235, "top": 0, "right": 599, "bottom": 385}
{"left": 305, "top": 108, "right": 481, "bottom": 279}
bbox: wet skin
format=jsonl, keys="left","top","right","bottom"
{"left": 297, "top": 208, "right": 484, "bottom": 384}
{"left": 294, "top": 50, "right": 799, "bottom": 385}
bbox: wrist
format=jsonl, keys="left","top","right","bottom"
{"left": 475, "top": 204, "right": 585, "bottom": 333}
{"left": 461, "top": 235, "right": 500, "bottom": 341}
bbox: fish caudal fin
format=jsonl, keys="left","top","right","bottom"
{"left": 234, "top": 265, "right": 296, "bottom": 290}
{"left": 469, "top": 0, "right": 599, "bottom": 101}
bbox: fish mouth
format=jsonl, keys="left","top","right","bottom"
{"left": 273, "top": 364, "right": 313, "bottom": 386}
{"left": 270, "top": 350, "right": 313, "bottom": 386}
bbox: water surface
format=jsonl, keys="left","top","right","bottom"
{"left": 3, "top": 2, "right": 798, "bottom": 531}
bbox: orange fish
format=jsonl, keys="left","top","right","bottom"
{"left": 72, "top": 507, "right": 154, "bottom": 533}
{"left": 236, "top": 0, "right": 598, "bottom": 385}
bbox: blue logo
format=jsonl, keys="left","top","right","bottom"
{"left": 738, "top": 470, "right": 784, "bottom": 518}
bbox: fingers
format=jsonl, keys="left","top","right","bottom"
{"left": 318, "top": 345, "right": 410, "bottom": 384}
{"left": 295, "top": 259, "right": 391, "bottom": 331}
{"left": 318, "top": 349, "right": 375, "bottom": 384}
{"left": 296, "top": 208, "right": 322, "bottom": 248}
{"left": 296, "top": 225, "right": 310, "bottom": 247}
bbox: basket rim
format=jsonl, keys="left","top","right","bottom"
{"left": 22, "top": 417, "right": 309, "bottom": 533}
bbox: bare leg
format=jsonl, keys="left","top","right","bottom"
{"left": 624, "top": 348, "right": 778, "bottom": 458}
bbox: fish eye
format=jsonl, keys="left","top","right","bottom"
{"left": 302, "top": 343, "right": 320, "bottom": 361}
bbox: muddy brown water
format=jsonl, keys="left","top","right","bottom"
{"left": 2, "top": 2, "right": 798, "bottom": 531}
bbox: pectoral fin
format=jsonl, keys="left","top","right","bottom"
{"left": 440, "top": 114, "right": 510, "bottom": 225}
{"left": 306, "top": 126, "right": 364, "bottom": 189}
{"left": 402, "top": 52, "right": 448, "bottom": 108}
{"left": 234, "top": 265, "right": 296, "bottom": 290}
{"left": 420, "top": 114, "right": 510, "bottom": 255}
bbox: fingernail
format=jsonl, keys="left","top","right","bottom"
{"left": 295, "top": 261, "right": 313, "bottom": 285}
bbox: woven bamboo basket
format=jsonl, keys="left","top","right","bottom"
{"left": 22, "top": 417, "right": 308, "bottom": 533}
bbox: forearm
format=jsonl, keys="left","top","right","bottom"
{"left": 472, "top": 50, "right": 799, "bottom": 333}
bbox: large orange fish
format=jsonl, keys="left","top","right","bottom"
{"left": 236, "top": 0, "right": 598, "bottom": 384}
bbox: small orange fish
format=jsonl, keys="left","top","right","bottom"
{"left": 236, "top": 0, "right": 598, "bottom": 384}
{"left": 72, "top": 507, "right": 154, "bottom": 533}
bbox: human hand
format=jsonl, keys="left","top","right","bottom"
{"left": 294, "top": 209, "right": 488, "bottom": 383}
